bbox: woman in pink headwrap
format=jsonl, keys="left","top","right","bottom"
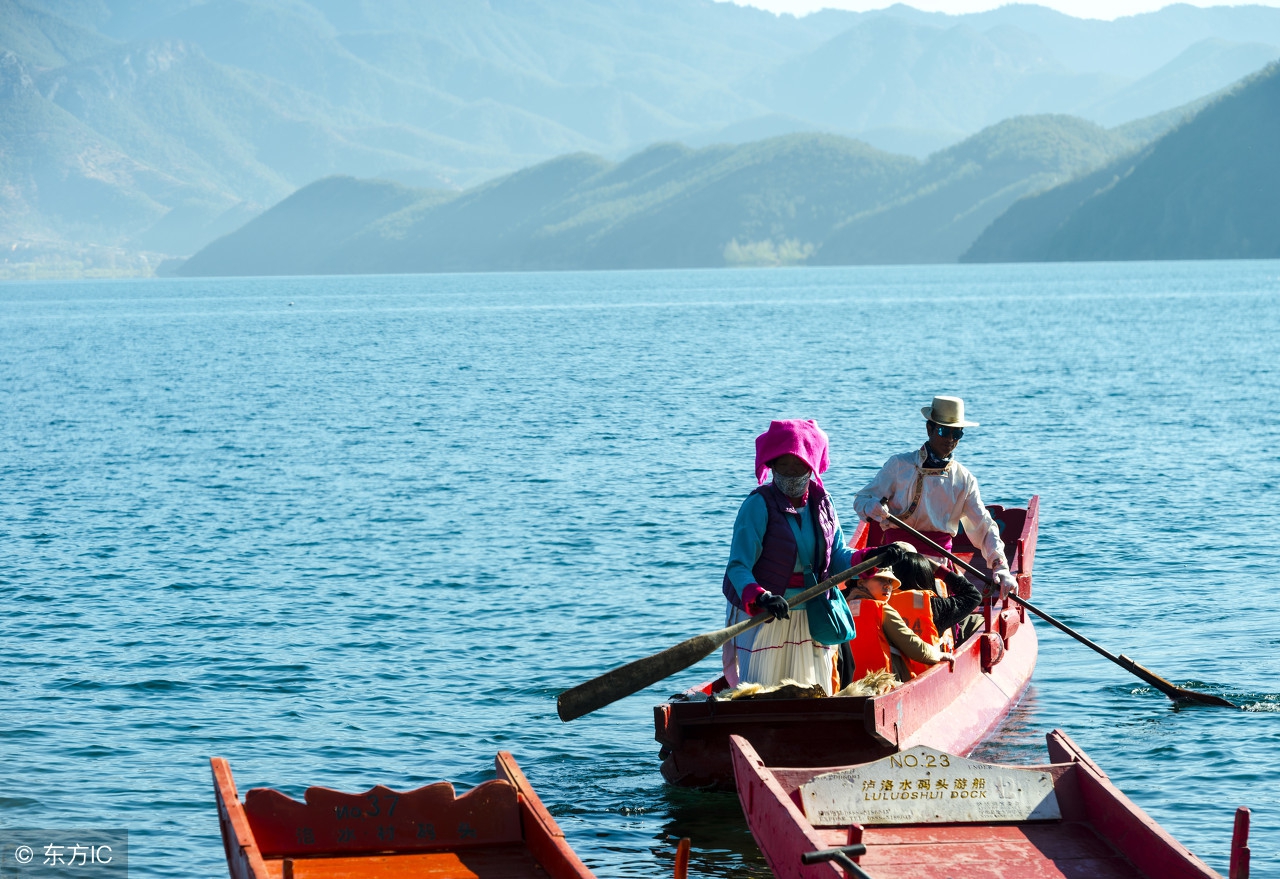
{"left": 721, "top": 419, "right": 907, "bottom": 694}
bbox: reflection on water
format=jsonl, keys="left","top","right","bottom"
{"left": 969, "top": 684, "right": 1048, "bottom": 766}
{"left": 659, "top": 787, "right": 770, "bottom": 878}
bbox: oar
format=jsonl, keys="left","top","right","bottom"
{"left": 557, "top": 550, "right": 892, "bottom": 722}
{"left": 884, "top": 514, "right": 1237, "bottom": 709}
{"left": 803, "top": 844, "right": 875, "bottom": 879}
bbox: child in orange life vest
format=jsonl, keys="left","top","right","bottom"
{"left": 844, "top": 567, "right": 954, "bottom": 683}
{"left": 891, "top": 551, "right": 984, "bottom": 648}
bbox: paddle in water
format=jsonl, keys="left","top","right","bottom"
{"left": 884, "top": 514, "right": 1237, "bottom": 709}
{"left": 557, "top": 550, "right": 893, "bottom": 722}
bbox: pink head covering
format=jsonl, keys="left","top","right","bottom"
{"left": 754, "top": 419, "right": 830, "bottom": 487}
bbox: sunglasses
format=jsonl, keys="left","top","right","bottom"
{"left": 933, "top": 425, "right": 964, "bottom": 440}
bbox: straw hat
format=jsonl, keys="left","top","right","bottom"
{"left": 859, "top": 568, "right": 902, "bottom": 589}
{"left": 920, "top": 395, "right": 978, "bottom": 428}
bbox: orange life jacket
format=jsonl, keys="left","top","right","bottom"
{"left": 887, "top": 588, "right": 952, "bottom": 678}
{"left": 888, "top": 589, "right": 936, "bottom": 678}
{"left": 928, "top": 578, "right": 954, "bottom": 655}
{"left": 847, "top": 598, "right": 892, "bottom": 680}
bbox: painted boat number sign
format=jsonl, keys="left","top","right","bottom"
{"left": 799, "top": 746, "right": 1060, "bottom": 826}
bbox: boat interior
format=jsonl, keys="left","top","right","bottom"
{"left": 211, "top": 752, "right": 593, "bottom": 879}
{"left": 854, "top": 498, "right": 1039, "bottom": 588}
{"left": 735, "top": 730, "right": 1230, "bottom": 879}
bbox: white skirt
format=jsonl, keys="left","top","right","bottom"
{"left": 722, "top": 603, "right": 756, "bottom": 687}
{"left": 726, "top": 604, "right": 836, "bottom": 695}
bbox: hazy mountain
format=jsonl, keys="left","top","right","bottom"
{"left": 956, "top": 89, "right": 1221, "bottom": 265}
{"left": 963, "top": 62, "right": 1280, "bottom": 262}
{"left": 178, "top": 135, "right": 911, "bottom": 274}
{"left": 745, "top": 16, "right": 1077, "bottom": 133}
{"left": 0, "top": 49, "right": 174, "bottom": 243}
{"left": 0, "top": 1, "right": 116, "bottom": 67}
{"left": 888, "top": 3, "right": 1280, "bottom": 77}
{"left": 680, "top": 114, "right": 970, "bottom": 161}
{"left": 5, "top": 0, "right": 1280, "bottom": 274}
{"left": 745, "top": 11, "right": 1280, "bottom": 140}
{"left": 1081, "top": 37, "right": 1280, "bottom": 126}
{"left": 177, "top": 175, "right": 452, "bottom": 276}
{"left": 815, "top": 114, "right": 1140, "bottom": 264}
{"left": 1109, "top": 89, "right": 1222, "bottom": 144}
{"left": 178, "top": 114, "right": 1146, "bottom": 276}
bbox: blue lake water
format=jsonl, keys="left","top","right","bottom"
{"left": 2, "top": 262, "right": 1279, "bottom": 878}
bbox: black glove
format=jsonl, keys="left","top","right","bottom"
{"left": 874, "top": 543, "right": 906, "bottom": 566}
{"left": 758, "top": 591, "right": 791, "bottom": 620}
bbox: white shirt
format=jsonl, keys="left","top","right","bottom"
{"left": 852, "top": 446, "right": 1010, "bottom": 575}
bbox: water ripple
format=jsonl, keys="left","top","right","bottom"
{"left": 1, "top": 262, "right": 1278, "bottom": 877}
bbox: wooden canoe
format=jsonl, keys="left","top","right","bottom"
{"left": 655, "top": 498, "right": 1040, "bottom": 789}
{"left": 730, "top": 730, "right": 1251, "bottom": 879}
{"left": 210, "top": 752, "right": 596, "bottom": 879}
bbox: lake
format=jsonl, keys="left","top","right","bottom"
{"left": 2, "top": 261, "right": 1278, "bottom": 877}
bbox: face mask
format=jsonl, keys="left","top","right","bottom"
{"left": 773, "top": 471, "right": 811, "bottom": 498}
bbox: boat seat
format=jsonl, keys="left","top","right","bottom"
{"left": 816, "top": 822, "right": 1147, "bottom": 878}
{"left": 270, "top": 844, "right": 551, "bottom": 878}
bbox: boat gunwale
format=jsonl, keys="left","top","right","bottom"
{"left": 210, "top": 752, "right": 596, "bottom": 879}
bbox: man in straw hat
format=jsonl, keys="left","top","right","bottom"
{"left": 853, "top": 395, "right": 1017, "bottom": 600}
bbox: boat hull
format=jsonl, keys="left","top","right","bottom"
{"left": 730, "top": 730, "right": 1229, "bottom": 879}
{"left": 657, "top": 613, "right": 1036, "bottom": 788}
{"left": 211, "top": 752, "right": 595, "bottom": 879}
{"left": 656, "top": 498, "right": 1040, "bottom": 789}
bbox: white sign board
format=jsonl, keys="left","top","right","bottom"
{"left": 799, "top": 746, "right": 1060, "bottom": 826}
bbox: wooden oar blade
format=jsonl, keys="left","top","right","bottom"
{"left": 1173, "top": 690, "right": 1238, "bottom": 708}
{"left": 557, "top": 633, "right": 720, "bottom": 722}
{"left": 1117, "top": 655, "right": 1238, "bottom": 708}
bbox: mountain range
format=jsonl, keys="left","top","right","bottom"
{"left": 4, "top": 0, "right": 1280, "bottom": 276}
{"left": 183, "top": 53, "right": 1280, "bottom": 274}
{"left": 176, "top": 110, "right": 1182, "bottom": 275}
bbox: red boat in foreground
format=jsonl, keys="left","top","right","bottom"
{"left": 731, "top": 731, "right": 1251, "bottom": 879}
{"left": 656, "top": 499, "right": 1040, "bottom": 788}
{"left": 211, "top": 752, "right": 596, "bottom": 879}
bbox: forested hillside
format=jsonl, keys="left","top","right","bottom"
{"left": 964, "top": 62, "right": 1280, "bottom": 262}
{"left": 179, "top": 115, "right": 1153, "bottom": 275}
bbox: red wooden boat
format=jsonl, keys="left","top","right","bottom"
{"left": 655, "top": 499, "right": 1040, "bottom": 789}
{"left": 730, "top": 730, "right": 1252, "bottom": 879}
{"left": 211, "top": 752, "right": 596, "bottom": 879}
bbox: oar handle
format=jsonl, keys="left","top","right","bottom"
{"left": 719, "top": 551, "right": 895, "bottom": 643}
{"left": 884, "top": 513, "right": 995, "bottom": 587}
{"left": 802, "top": 845, "right": 874, "bottom": 879}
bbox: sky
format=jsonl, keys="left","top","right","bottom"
{"left": 730, "top": 0, "right": 1280, "bottom": 20}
